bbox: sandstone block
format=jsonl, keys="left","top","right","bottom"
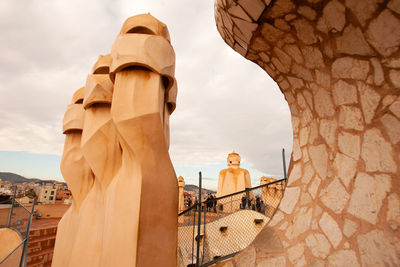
{"left": 288, "top": 163, "right": 302, "bottom": 185}
{"left": 332, "top": 57, "right": 370, "bottom": 80}
{"left": 269, "top": 210, "right": 284, "bottom": 226}
{"left": 338, "top": 131, "right": 361, "bottom": 160}
{"left": 279, "top": 186, "right": 300, "bottom": 214}
{"left": 287, "top": 243, "right": 305, "bottom": 265}
{"left": 319, "top": 212, "right": 342, "bottom": 248}
{"left": 234, "top": 245, "right": 256, "bottom": 266}
{"left": 389, "top": 69, "right": 400, "bottom": 88}
{"left": 283, "top": 44, "right": 304, "bottom": 64}
{"left": 336, "top": 25, "right": 374, "bottom": 56}
{"left": 303, "top": 163, "right": 315, "bottom": 185}
{"left": 381, "top": 114, "right": 400, "bottom": 144}
{"left": 339, "top": 106, "right": 364, "bottom": 131}
{"left": 238, "top": 0, "right": 265, "bottom": 21}
{"left": 298, "top": 5, "right": 317, "bottom": 20}
{"left": 332, "top": 80, "right": 357, "bottom": 105}
{"left": 319, "top": 119, "right": 337, "bottom": 149}
{"left": 314, "top": 89, "right": 335, "bottom": 118}
{"left": 389, "top": 99, "right": 400, "bottom": 119}
{"left": 343, "top": 219, "right": 358, "bottom": 238}
{"left": 309, "top": 144, "right": 328, "bottom": 179}
{"left": 292, "top": 138, "right": 302, "bottom": 161}
{"left": 265, "top": 0, "right": 295, "bottom": 18}
{"left": 260, "top": 23, "right": 284, "bottom": 43}
{"left": 320, "top": 178, "right": 350, "bottom": 214}
{"left": 308, "top": 176, "right": 321, "bottom": 199}
{"left": 302, "top": 46, "right": 325, "bottom": 69}
{"left": 367, "top": 9, "right": 400, "bottom": 56}
{"left": 299, "top": 127, "right": 309, "bottom": 146}
{"left": 361, "top": 128, "right": 397, "bottom": 173}
{"left": 305, "top": 233, "right": 331, "bottom": 259}
{"left": 387, "top": 193, "right": 400, "bottom": 224}
{"left": 345, "top": 0, "right": 383, "bottom": 26}
{"left": 358, "top": 82, "right": 381, "bottom": 124}
{"left": 357, "top": 230, "right": 400, "bottom": 266}
{"left": 317, "top": 0, "right": 346, "bottom": 33}
{"left": 333, "top": 152, "right": 356, "bottom": 188}
{"left": 388, "top": 0, "right": 400, "bottom": 14}
{"left": 292, "top": 18, "right": 317, "bottom": 44}
{"left": 370, "top": 58, "right": 384, "bottom": 86}
{"left": 257, "top": 257, "right": 286, "bottom": 267}
{"left": 347, "top": 173, "right": 391, "bottom": 224}
{"left": 327, "top": 250, "right": 360, "bottom": 267}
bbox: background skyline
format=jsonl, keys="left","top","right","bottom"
{"left": 0, "top": 0, "right": 292, "bottom": 190}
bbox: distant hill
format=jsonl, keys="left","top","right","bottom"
{"left": 0, "top": 172, "right": 59, "bottom": 184}
{"left": 184, "top": 184, "right": 216, "bottom": 194}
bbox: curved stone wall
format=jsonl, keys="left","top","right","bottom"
{"left": 215, "top": 0, "right": 400, "bottom": 266}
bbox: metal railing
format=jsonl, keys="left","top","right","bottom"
{"left": 0, "top": 188, "right": 36, "bottom": 267}
{"left": 177, "top": 178, "right": 286, "bottom": 267}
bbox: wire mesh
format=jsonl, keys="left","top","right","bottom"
{"left": 0, "top": 189, "right": 35, "bottom": 266}
{"left": 177, "top": 179, "right": 286, "bottom": 267}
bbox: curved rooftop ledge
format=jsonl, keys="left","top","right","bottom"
{"left": 214, "top": 0, "right": 400, "bottom": 266}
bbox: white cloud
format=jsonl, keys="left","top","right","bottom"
{"left": 0, "top": 0, "right": 293, "bottom": 186}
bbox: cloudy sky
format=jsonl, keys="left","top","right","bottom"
{"left": 0, "top": 0, "right": 292, "bottom": 190}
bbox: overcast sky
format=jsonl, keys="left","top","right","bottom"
{"left": 0, "top": 0, "right": 292, "bottom": 190}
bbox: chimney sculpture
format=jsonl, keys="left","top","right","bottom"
{"left": 52, "top": 14, "right": 178, "bottom": 267}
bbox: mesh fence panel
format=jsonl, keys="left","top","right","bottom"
{"left": 177, "top": 179, "right": 286, "bottom": 267}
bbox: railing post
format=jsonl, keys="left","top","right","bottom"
{"left": 8, "top": 187, "right": 16, "bottom": 227}
{"left": 196, "top": 172, "right": 202, "bottom": 267}
{"left": 282, "top": 148, "right": 287, "bottom": 180}
{"left": 19, "top": 198, "right": 35, "bottom": 267}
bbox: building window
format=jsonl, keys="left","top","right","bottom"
{"left": 44, "top": 196, "right": 46, "bottom": 198}
{"left": 45, "top": 190, "right": 48, "bottom": 193}
{"left": 49, "top": 196, "right": 54, "bottom": 201}
{"left": 51, "top": 191, "right": 54, "bottom": 195}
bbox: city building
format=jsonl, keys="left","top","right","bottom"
{"left": 38, "top": 185, "right": 56, "bottom": 204}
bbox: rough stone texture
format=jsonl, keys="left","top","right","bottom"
{"left": 234, "top": 245, "right": 256, "bottom": 266}
{"left": 389, "top": 98, "right": 400, "bottom": 118}
{"left": 358, "top": 82, "right": 381, "bottom": 124}
{"left": 336, "top": 25, "right": 374, "bottom": 56}
{"left": 214, "top": 1, "right": 400, "bottom": 266}
{"left": 343, "top": 219, "right": 358, "bottom": 238}
{"left": 361, "top": 128, "right": 397, "bottom": 173}
{"left": 387, "top": 193, "right": 400, "bottom": 224}
{"left": 285, "top": 207, "right": 313, "bottom": 239}
{"left": 357, "top": 230, "right": 400, "bottom": 266}
{"left": 333, "top": 153, "right": 356, "bottom": 188}
{"left": 251, "top": 227, "right": 283, "bottom": 253}
{"left": 332, "top": 57, "right": 370, "bottom": 80}
{"left": 338, "top": 131, "right": 360, "bottom": 160}
{"left": 338, "top": 106, "right": 364, "bottom": 131}
{"left": 317, "top": 0, "right": 346, "bottom": 33}
{"left": 287, "top": 243, "right": 305, "bottom": 266}
{"left": 389, "top": 69, "right": 400, "bottom": 88}
{"left": 305, "top": 233, "right": 331, "bottom": 259}
{"left": 257, "top": 256, "right": 286, "bottom": 267}
{"left": 366, "top": 9, "right": 400, "bottom": 57}
{"left": 320, "top": 178, "right": 350, "bottom": 214}
{"left": 288, "top": 163, "right": 302, "bottom": 185}
{"left": 319, "top": 119, "right": 337, "bottom": 148}
{"left": 345, "top": 0, "right": 383, "bottom": 26}
{"left": 319, "top": 212, "right": 342, "bottom": 248}
{"left": 309, "top": 144, "right": 328, "bottom": 179}
{"left": 327, "top": 250, "right": 360, "bottom": 267}
{"left": 380, "top": 114, "right": 400, "bottom": 144}
{"left": 279, "top": 186, "right": 300, "bottom": 214}
{"left": 347, "top": 173, "right": 391, "bottom": 224}
{"left": 308, "top": 176, "right": 321, "bottom": 200}
{"left": 332, "top": 80, "right": 357, "bottom": 105}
